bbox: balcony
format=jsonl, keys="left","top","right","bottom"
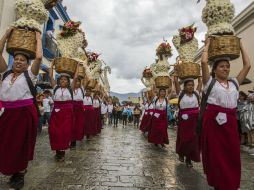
{"left": 43, "top": 33, "right": 60, "bottom": 60}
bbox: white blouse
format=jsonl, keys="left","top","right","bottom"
{"left": 53, "top": 87, "right": 72, "bottom": 101}
{"left": 203, "top": 77, "right": 239, "bottom": 109}
{"left": 93, "top": 99, "right": 100, "bottom": 108}
{"left": 83, "top": 96, "right": 93, "bottom": 106}
{"left": 154, "top": 99, "right": 167, "bottom": 110}
{"left": 0, "top": 69, "right": 37, "bottom": 101}
{"left": 73, "top": 88, "right": 84, "bottom": 101}
{"left": 179, "top": 91, "right": 199, "bottom": 109}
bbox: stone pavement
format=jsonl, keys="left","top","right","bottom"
{"left": 0, "top": 124, "right": 254, "bottom": 190}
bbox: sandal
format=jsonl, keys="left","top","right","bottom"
{"left": 9, "top": 172, "right": 25, "bottom": 190}
{"left": 179, "top": 155, "right": 184, "bottom": 163}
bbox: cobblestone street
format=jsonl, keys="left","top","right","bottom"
{"left": 1, "top": 125, "right": 254, "bottom": 190}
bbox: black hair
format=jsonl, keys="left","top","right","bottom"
{"left": 239, "top": 91, "right": 247, "bottom": 100}
{"left": 57, "top": 75, "right": 71, "bottom": 86}
{"left": 211, "top": 59, "right": 230, "bottom": 78}
{"left": 183, "top": 79, "right": 194, "bottom": 87}
{"left": 44, "top": 90, "right": 51, "bottom": 94}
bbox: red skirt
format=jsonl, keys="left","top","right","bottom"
{"left": 176, "top": 107, "right": 200, "bottom": 162}
{"left": 148, "top": 109, "right": 169, "bottom": 144}
{"left": 72, "top": 101, "right": 85, "bottom": 141}
{"left": 94, "top": 107, "right": 102, "bottom": 134}
{"left": 0, "top": 100, "right": 38, "bottom": 175}
{"left": 201, "top": 104, "right": 241, "bottom": 190}
{"left": 140, "top": 109, "right": 153, "bottom": 132}
{"left": 83, "top": 105, "right": 96, "bottom": 136}
{"left": 49, "top": 101, "right": 73, "bottom": 151}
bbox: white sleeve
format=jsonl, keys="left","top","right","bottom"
{"left": 203, "top": 76, "right": 213, "bottom": 93}
{"left": 28, "top": 69, "right": 38, "bottom": 84}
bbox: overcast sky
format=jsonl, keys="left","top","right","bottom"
{"left": 64, "top": 0, "right": 252, "bottom": 93}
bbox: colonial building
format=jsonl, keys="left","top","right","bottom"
{"left": 194, "top": 1, "right": 254, "bottom": 93}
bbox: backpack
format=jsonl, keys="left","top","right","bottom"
{"left": 196, "top": 78, "right": 239, "bottom": 135}
{"left": 2, "top": 70, "right": 40, "bottom": 116}
{"left": 178, "top": 90, "right": 200, "bottom": 109}
{"left": 53, "top": 86, "right": 74, "bottom": 100}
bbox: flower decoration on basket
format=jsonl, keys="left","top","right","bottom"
{"left": 88, "top": 52, "right": 100, "bottom": 62}
{"left": 179, "top": 23, "right": 197, "bottom": 44}
{"left": 156, "top": 42, "right": 172, "bottom": 57}
{"left": 60, "top": 20, "right": 82, "bottom": 38}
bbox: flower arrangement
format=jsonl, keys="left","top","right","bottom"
{"left": 13, "top": 0, "right": 48, "bottom": 32}
{"left": 173, "top": 24, "right": 198, "bottom": 63}
{"left": 201, "top": 0, "right": 235, "bottom": 35}
{"left": 179, "top": 24, "right": 197, "bottom": 44}
{"left": 88, "top": 52, "right": 100, "bottom": 62}
{"left": 60, "top": 20, "right": 82, "bottom": 38}
{"left": 156, "top": 42, "right": 172, "bottom": 57}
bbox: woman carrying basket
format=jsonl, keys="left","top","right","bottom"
{"left": 201, "top": 39, "right": 251, "bottom": 190}
{"left": 0, "top": 28, "right": 42, "bottom": 189}
{"left": 174, "top": 76, "right": 202, "bottom": 167}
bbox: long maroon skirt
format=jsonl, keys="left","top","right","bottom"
{"left": 83, "top": 105, "right": 96, "bottom": 136}
{"left": 0, "top": 99, "right": 38, "bottom": 175}
{"left": 49, "top": 101, "right": 73, "bottom": 151}
{"left": 176, "top": 107, "right": 200, "bottom": 162}
{"left": 140, "top": 109, "right": 153, "bottom": 132}
{"left": 72, "top": 101, "right": 85, "bottom": 141}
{"left": 94, "top": 107, "right": 102, "bottom": 134}
{"left": 201, "top": 104, "right": 241, "bottom": 190}
{"left": 148, "top": 109, "right": 169, "bottom": 144}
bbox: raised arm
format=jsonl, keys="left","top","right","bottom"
{"left": 236, "top": 42, "right": 251, "bottom": 85}
{"left": 201, "top": 38, "right": 211, "bottom": 85}
{"left": 71, "top": 64, "right": 79, "bottom": 89}
{"left": 49, "top": 61, "right": 56, "bottom": 87}
{"left": 174, "top": 76, "right": 181, "bottom": 95}
{"left": 0, "top": 28, "right": 13, "bottom": 73}
{"left": 196, "top": 77, "right": 202, "bottom": 93}
{"left": 31, "top": 32, "right": 42, "bottom": 76}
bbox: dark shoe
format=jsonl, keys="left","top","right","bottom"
{"left": 70, "top": 141, "right": 76, "bottom": 149}
{"left": 8, "top": 173, "right": 19, "bottom": 185}
{"left": 186, "top": 158, "right": 193, "bottom": 168}
{"left": 55, "top": 151, "right": 65, "bottom": 162}
{"left": 179, "top": 155, "right": 184, "bottom": 163}
{"left": 161, "top": 144, "right": 166, "bottom": 148}
{"left": 10, "top": 172, "right": 25, "bottom": 190}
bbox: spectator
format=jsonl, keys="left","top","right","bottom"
{"left": 42, "top": 90, "right": 53, "bottom": 126}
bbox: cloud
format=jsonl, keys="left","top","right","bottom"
{"left": 63, "top": 0, "right": 252, "bottom": 93}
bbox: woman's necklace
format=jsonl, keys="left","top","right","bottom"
{"left": 218, "top": 80, "right": 229, "bottom": 91}
{"left": 158, "top": 98, "right": 164, "bottom": 108}
{"left": 9, "top": 73, "right": 19, "bottom": 86}
{"left": 60, "top": 88, "right": 66, "bottom": 100}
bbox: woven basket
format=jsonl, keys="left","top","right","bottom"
{"left": 45, "top": 0, "right": 58, "bottom": 9}
{"left": 54, "top": 57, "right": 78, "bottom": 78}
{"left": 155, "top": 76, "right": 172, "bottom": 89}
{"left": 7, "top": 28, "right": 36, "bottom": 59}
{"left": 175, "top": 62, "right": 200, "bottom": 80}
{"left": 88, "top": 79, "right": 97, "bottom": 89}
{"left": 78, "top": 64, "right": 86, "bottom": 79}
{"left": 143, "top": 68, "right": 153, "bottom": 78}
{"left": 208, "top": 35, "right": 240, "bottom": 61}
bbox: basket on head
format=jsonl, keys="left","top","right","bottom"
{"left": 208, "top": 35, "right": 240, "bottom": 61}
{"left": 78, "top": 64, "right": 86, "bottom": 79}
{"left": 54, "top": 57, "right": 78, "bottom": 78}
{"left": 7, "top": 28, "right": 37, "bottom": 59}
{"left": 175, "top": 62, "right": 200, "bottom": 80}
{"left": 155, "top": 76, "right": 172, "bottom": 89}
